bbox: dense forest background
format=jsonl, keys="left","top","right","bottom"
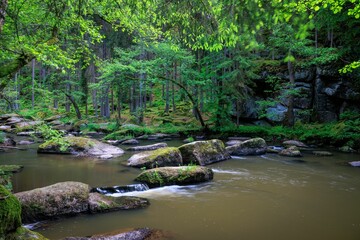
{"left": 0, "top": 0, "right": 359, "bottom": 149}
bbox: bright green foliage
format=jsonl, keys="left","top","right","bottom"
{"left": 35, "top": 124, "right": 70, "bottom": 152}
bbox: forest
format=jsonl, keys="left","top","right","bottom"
{"left": 0, "top": 0, "right": 360, "bottom": 149}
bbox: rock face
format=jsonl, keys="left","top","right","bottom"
{"left": 279, "top": 146, "right": 302, "bottom": 157}
{"left": 0, "top": 185, "right": 22, "bottom": 237}
{"left": 127, "top": 142, "right": 168, "bottom": 151}
{"left": 64, "top": 228, "right": 172, "bottom": 240}
{"left": 178, "top": 139, "right": 230, "bottom": 166}
{"left": 226, "top": 138, "right": 267, "bottom": 156}
{"left": 128, "top": 147, "right": 183, "bottom": 169}
{"left": 135, "top": 166, "right": 213, "bottom": 188}
{"left": 15, "top": 181, "right": 150, "bottom": 224}
{"left": 37, "top": 136, "right": 124, "bottom": 158}
{"left": 15, "top": 181, "right": 90, "bottom": 223}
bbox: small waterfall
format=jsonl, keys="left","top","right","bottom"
{"left": 91, "top": 184, "right": 149, "bottom": 195}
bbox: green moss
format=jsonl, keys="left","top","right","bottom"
{"left": 6, "top": 227, "right": 49, "bottom": 240}
{"left": 0, "top": 185, "right": 22, "bottom": 238}
{"left": 148, "top": 147, "right": 179, "bottom": 161}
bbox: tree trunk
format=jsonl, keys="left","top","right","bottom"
{"left": 164, "top": 72, "right": 170, "bottom": 113}
{"left": 286, "top": 59, "right": 295, "bottom": 127}
{"left": 31, "top": 59, "right": 35, "bottom": 109}
{"left": 0, "top": 0, "right": 8, "bottom": 34}
{"left": 64, "top": 92, "right": 82, "bottom": 120}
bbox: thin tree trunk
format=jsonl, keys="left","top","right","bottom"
{"left": 165, "top": 74, "right": 170, "bottom": 114}
{"left": 31, "top": 59, "right": 35, "bottom": 109}
{"left": 0, "top": 0, "right": 7, "bottom": 34}
{"left": 286, "top": 58, "right": 295, "bottom": 127}
{"left": 64, "top": 92, "right": 82, "bottom": 120}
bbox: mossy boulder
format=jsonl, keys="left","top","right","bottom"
{"left": 135, "top": 166, "right": 213, "bottom": 188}
{"left": 279, "top": 146, "right": 302, "bottom": 157}
{"left": 15, "top": 181, "right": 90, "bottom": 223}
{"left": 0, "top": 185, "right": 22, "bottom": 238}
{"left": 88, "top": 193, "right": 149, "bottom": 213}
{"left": 178, "top": 139, "right": 230, "bottom": 166}
{"left": 38, "top": 136, "right": 124, "bottom": 158}
{"left": 5, "top": 227, "right": 49, "bottom": 240}
{"left": 127, "top": 147, "right": 183, "bottom": 169}
{"left": 226, "top": 137, "right": 267, "bottom": 156}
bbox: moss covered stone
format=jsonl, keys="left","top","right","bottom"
{"left": 127, "top": 147, "right": 183, "bottom": 169}
{"left": 15, "top": 181, "right": 90, "bottom": 223}
{"left": 88, "top": 193, "right": 149, "bottom": 213}
{"left": 135, "top": 166, "right": 213, "bottom": 188}
{"left": 0, "top": 185, "right": 22, "bottom": 238}
{"left": 178, "top": 139, "right": 230, "bottom": 166}
{"left": 38, "top": 137, "right": 124, "bottom": 157}
{"left": 226, "top": 137, "right": 267, "bottom": 156}
{"left": 5, "top": 227, "right": 49, "bottom": 240}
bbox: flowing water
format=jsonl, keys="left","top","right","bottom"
{"left": 1, "top": 139, "right": 360, "bottom": 240}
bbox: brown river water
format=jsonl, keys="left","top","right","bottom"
{"left": 1, "top": 139, "right": 360, "bottom": 240}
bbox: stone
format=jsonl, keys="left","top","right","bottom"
{"left": 279, "top": 146, "right": 302, "bottom": 157}
{"left": 349, "top": 161, "right": 360, "bottom": 167}
{"left": 38, "top": 136, "right": 124, "bottom": 157}
{"left": 0, "top": 165, "right": 24, "bottom": 174}
{"left": 15, "top": 181, "right": 90, "bottom": 223}
{"left": 225, "top": 140, "right": 243, "bottom": 146}
{"left": 128, "top": 147, "right": 182, "bottom": 169}
{"left": 99, "top": 154, "right": 113, "bottom": 159}
{"left": 266, "top": 104, "right": 287, "bottom": 122}
{"left": 283, "top": 140, "right": 308, "bottom": 148}
{"left": 312, "top": 151, "right": 333, "bottom": 156}
{"left": 127, "top": 142, "right": 168, "bottom": 151}
{"left": 64, "top": 228, "right": 172, "bottom": 240}
{"left": 44, "top": 115, "right": 63, "bottom": 122}
{"left": 226, "top": 138, "right": 267, "bottom": 156}
{"left": 178, "top": 139, "right": 230, "bottom": 166}
{"left": 5, "top": 226, "right": 49, "bottom": 240}
{"left": 2, "top": 137, "right": 16, "bottom": 146}
{"left": 135, "top": 166, "right": 214, "bottom": 188}
{"left": 88, "top": 193, "right": 149, "bottom": 213}
{"left": 15, "top": 121, "right": 43, "bottom": 130}
{"left": 18, "top": 140, "right": 35, "bottom": 145}
{"left": 121, "top": 139, "right": 139, "bottom": 145}
{"left": 0, "top": 185, "right": 22, "bottom": 237}
{"left": 339, "top": 145, "right": 356, "bottom": 153}
{"left": 0, "top": 125, "right": 12, "bottom": 132}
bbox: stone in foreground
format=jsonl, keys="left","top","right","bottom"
{"left": 88, "top": 193, "right": 149, "bottom": 212}
{"left": 178, "top": 139, "right": 230, "bottom": 166}
{"left": 15, "top": 181, "right": 90, "bottom": 223}
{"left": 135, "top": 166, "right": 213, "bottom": 188}
{"left": 127, "top": 147, "right": 182, "bottom": 169}
{"left": 226, "top": 138, "right": 267, "bottom": 156}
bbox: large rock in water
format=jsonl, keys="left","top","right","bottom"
{"left": 127, "top": 142, "right": 168, "bottom": 151}
{"left": 0, "top": 185, "right": 22, "bottom": 237}
{"left": 37, "top": 136, "right": 124, "bottom": 158}
{"left": 226, "top": 138, "right": 267, "bottom": 156}
{"left": 178, "top": 139, "right": 230, "bottom": 166}
{"left": 15, "top": 182, "right": 90, "bottom": 223}
{"left": 64, "top": 228, "right": 172, "bottom": 240}
{"left": 127, "top": 147, "right": 183, "bottom": 169}
{"left": 135, "top": 166, "right": 213, "bottom": 188}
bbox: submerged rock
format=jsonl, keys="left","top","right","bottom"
{"left": 279, "top": 146, "right": 302, "bottom": 157}
{"left": 5, "top": 226, "right": 49, "bottom": 240}
{"left": 135, "top": 166, "right": 213, "bottom": 188}
{"left": 37, "top": 136, "right": 124, "bottom": 158}
{"left": 15, "top": 182, "right": 90, "bottom": 223}
{"left": 127, "top": 143, "right": 168, "bottom": 151}
{"left": 91, "top": 184, "right": 149, "bottom": 195}
{"left": 88, "top": 193, "right": 149, "bottom": 213}
{"left": 178, "top": 139, "right": 230, "bottom": 166}
{"left": 63, "top": 227, "right": 172, "bottom": 240}
{"left": 128, "top": 147, "right": 183, "bottom": 169}
{"left": 349, "top": 161, "right": 360, "bottom": 167}
{"left": 122, "top": 139, "right": 140, "bottom": 145}
{"left": 312, "top": 151, "right": 333, "bottom": 156}
{"left": 226, "top": 138, "right": 267, "bottom": 156}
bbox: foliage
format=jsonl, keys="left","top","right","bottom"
{"left": 35, "top": 124, "right": 70, "bottom": 152}
{"left": 0, "top": 132, "right": 4, "bottom": 144}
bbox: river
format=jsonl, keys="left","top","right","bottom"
{"left": 1, "top": 139, "right": 360, "bottom": 240}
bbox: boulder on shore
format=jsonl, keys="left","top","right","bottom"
{"left": 37, "top": 136, "right": 124, "bottom": 158}
{"left": 226, "top": 138, "right": 267, "bottom": 156}
{"left": 128, "top": 147, "right": 183, "bottom": 169}
{"left": 135, "top": 166, "right": 213, "bottom": 188}
{"left": 178, "top": 139, "right": 230, "bottom": 166}
{"left": 127, "top": 142, "right": 168, "bottom": 151}
{"left": 0, "top": 185, "right": 22, "bottom": 237}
